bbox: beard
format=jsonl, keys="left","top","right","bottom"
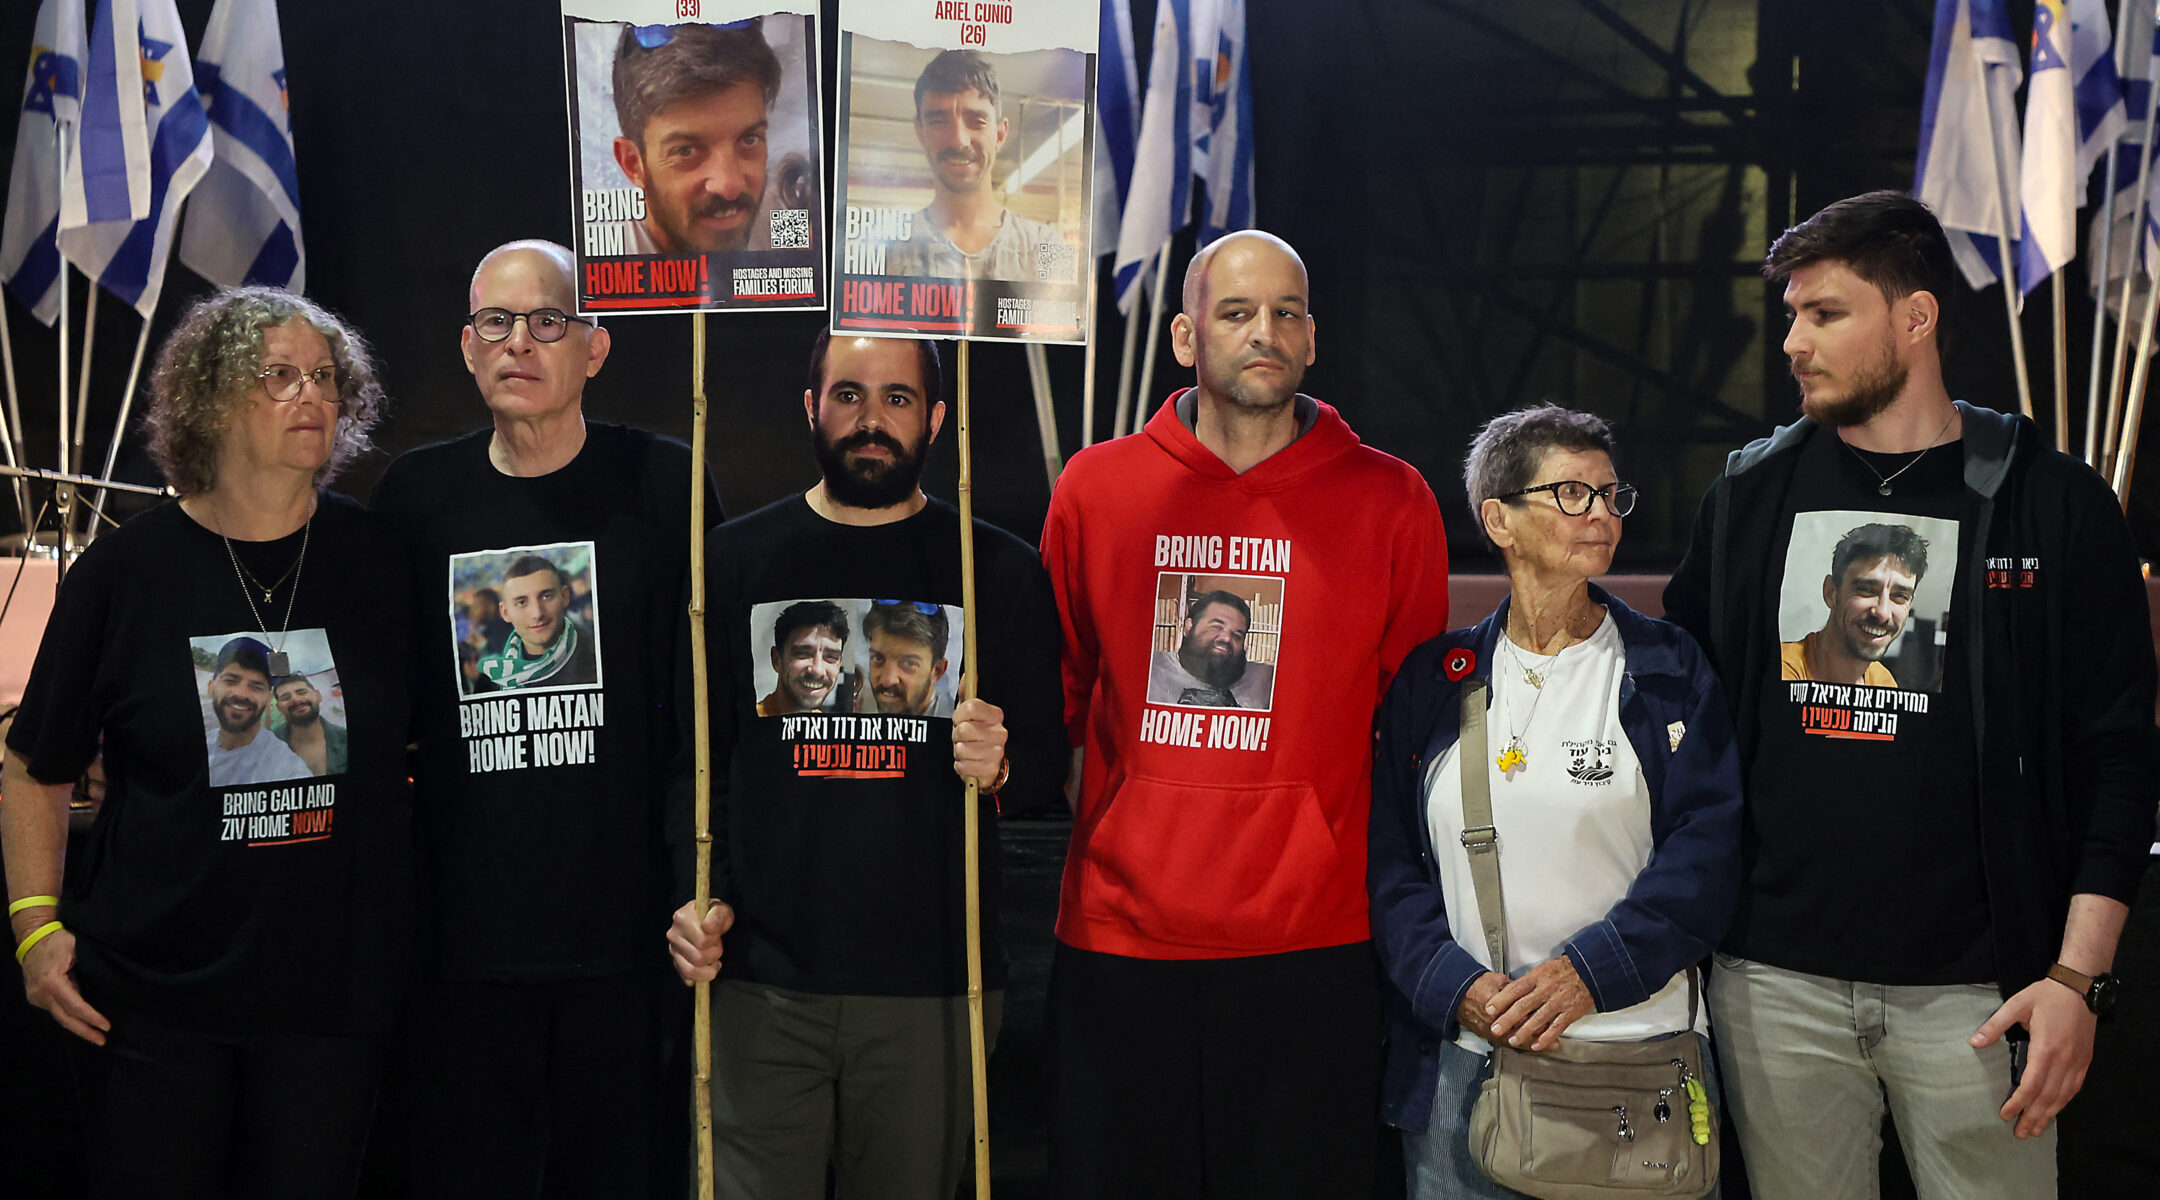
{"left": 814, "top": 423, "right": 930, "bottom": 509}
{"left": 1798, "top": 335, "right": 1906, "bottom": 427}
{"left": 931, "top": 148, "right": 989, "bottom": 193}
{"left": 1177, "top": 634, "right": 1248, "bottom": 689}
{"left": 283, "top": 702, "right": 320, "bottom": 727}
{"left": 215, "top": 696, "right": 262, "bottom": 735}
{"left": 1203, "top": 348, "right": 1305, "bottom": 413}
{"left": 659, "top": 186, "right": 764, "bottom": 254}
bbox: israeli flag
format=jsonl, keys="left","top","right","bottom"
{"left": 179, "top": 0, "right": 305, "bottom": 292}
{"left": 1915, "top": 0, "right": 2024, "bottom": 290}
{"left": 58, "top": 0, "right": 212, "bottom": 317}
{"left": 1196, "top": 0, "right": 1253, "bottom": 244}
{"left": 1092, "top": 0, "right": 1139, "bottom": 261}
{"left": 2087, "top": 2, "right": 2159, "bottom": 301}
{"left": 61, "top": 0, "right": 151, "bottom": 231}
{"left": 1113, "top": 0, "right": 1192, "bottom": 314}
{"left": 2016, "top": 0, "right": 2121, "bottom": 292}
{"left": 0, "top": 0, "right": 88, "bottom": 325}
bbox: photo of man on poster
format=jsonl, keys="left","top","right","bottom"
{"left": 609, "top": 21, "right": 784, "bottom": 256}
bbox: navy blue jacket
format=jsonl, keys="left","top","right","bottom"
{"left": 1369, "top": 587, "right": 1743, "bottom": 1130}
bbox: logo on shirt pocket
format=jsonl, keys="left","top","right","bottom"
{"left": 1564, "top": 738, "right": 1617, "bottom": 785}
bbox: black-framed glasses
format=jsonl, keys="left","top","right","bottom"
{"left": 256, "top": 364, "right": 340, "bottom": 403}
{"left": 467, "top": 307, "right": 594, "bottom": 344}
{"left": 875, "top": 600, "right": 942, "bottom": 616}
{"left": 1499, "top": 479, "right": 1638, "bottom": 517}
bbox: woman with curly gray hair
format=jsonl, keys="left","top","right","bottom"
{"left": 4, "top": 287, "right": 417, "bottom": 1197}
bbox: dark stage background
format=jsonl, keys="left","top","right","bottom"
{"left": 3, "top": 2, "right": 2157, "bottom": 1197}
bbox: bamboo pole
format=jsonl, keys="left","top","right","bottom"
{"left": 955, "top": 338, "right": 992, "bottom": 1198}
{"left": 688, "top": 310, "right": 717, "bottom": 1200}
{"left": 1133, "top": 239, "right": 1174, "bottom": 435}
{"left": 2052, "top": 274, "right": 2069, "bottom": 453}
{"left": 2106, "top": 49, "right": 2160, "bottom": 479}
{"left": 1080, "top": 261, "right": 1100, "bottom": 448}
{"left": 1110, "top": 260, "right": 1145, "bottom": 441}
{"left": 1979, "top": 65, "right": 2034, "bottom": 418}
{"left": 2088, "top": 0, "right": 2137, "bottom": 467}
{"left": 2114, "top": 266, "right": 2160, "bottom": 505}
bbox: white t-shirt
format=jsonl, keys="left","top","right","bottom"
{"left": 1424, "top": 611, "right": 1704, "bottom": 1052}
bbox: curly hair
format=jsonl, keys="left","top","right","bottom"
{"left": 143, "top": 286, "right": 387, "bottom": 496}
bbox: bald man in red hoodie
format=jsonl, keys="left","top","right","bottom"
{"left": 1041, "top": 231, "right": 1450, "bottom": 1197}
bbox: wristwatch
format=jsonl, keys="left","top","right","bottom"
{"left": 2045, "top": 963, "right": 2119, "bottom": 1015}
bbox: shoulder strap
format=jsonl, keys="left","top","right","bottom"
{"left": 1458, "top": 680, "right": 1508, "bottom": 973}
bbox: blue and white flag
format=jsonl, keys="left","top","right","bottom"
{"left": 178, "top": 0, "right": 304, "bottom": 292}
{"left": 2087, "top": 0, "right": 2158, "bottom": 303}
{"left": 60, "top": 0, "right": 151, "bottom": 232}
{"left": 58, "top": 0, "right": 212, "bottom": 317}
{"left": 1093, "top": 0, "right": 1139, "bottom": 262}
{"left": 1196, "top": 0, "right": 1253, "bottom": 244}
{"left": 1113, "top": 0, "right": 1192, "bottom": 313}
{"left": 2016, "top": 0, "right": 2121, "bottom": 293}
{"left": 1916, "top": 0, "right": 2024, "bottom": 290}
{"left": 0, "top": 0, "right": 88, "bottom": 324}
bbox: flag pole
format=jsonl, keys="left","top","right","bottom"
{"left": 2106, "top": 48, "right": 2160, "bottom": 478}
{"left": 1080, "top": 260, "right": 1100, "bottom": 448}
{"left": 1025, "top": 342, "right": 1062, "bottom": 489}
{"left": 2052, "top": 273, "right": 2070, "bottom": 452}
{"left": 83, "top": 308, "right": 156, "bottom": 540}
{"left": 54, "top": 139, "right": 73, "bottom": 573}
{"left": 688, "top": 309, "right": 716, "bottom": 1200}
{"left": 0, "top": 296, "right": 36, "bottom": 533}
{"left": 2089, "top": 0, "right": 2137, "bottom": 466}
{"left": 71, "top": 292, "right": 96, "bottom": 475}
{"left": 1132, "top": 238, "right": 1174, "bottom": 435}
{"left": 1111, "top": 262, "right": 1145, "bottom": 441}
{"left": 1980, "top": 66, "right": 2035, "bottom": 417}
{"left": 954, "top": 336, "right": 993, "bottom": 1199}
{"left": 2113, "top": 257, "right": 2159, "bottom": 503}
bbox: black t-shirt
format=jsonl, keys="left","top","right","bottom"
{"left": 371, "top": 422, "right": 715, "bottom": 982}
{"left": 1736, "top": 431, "right": 1991, "bottom": 983}
{"left": 6, "top": 495, "right": 414, "bottom": 1034}
{"left": 707, "top": 495, "right": 1065, "bottom": 996}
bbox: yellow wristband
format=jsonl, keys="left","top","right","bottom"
{"left": 14, "top": 920, "right": 63, "bottom": 964}
{"left": 7, "top": 895, "right": 60, "bottom": 917}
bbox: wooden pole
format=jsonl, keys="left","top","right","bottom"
{"left": 2114, "top": 266, "right": 2160, "bottom": 505}
{"left": 2106, "top": 50, "right": 2160, "bottom": 479}
{"left": 2088, "top": 0, "right": 2137, "bottom": 467}
{"left": 1133, "top": 239, "right": 1174, "bottom": 435}
{"left": 83, "top": 312, "right": 155, "bottom": 541}
{"left": 72, "top": 293, "right": 96, "bottom": 476}
{"left": 955, "top": 338, "right": 992, "bottom": 1198}
{"left": 688, "top": 310, "right": 717, "bottom": 1200}
{"left": 2052, "top": 273, "right": 2069, "bottom": 453}
{"left": 0, "top": 292, "right": 35, "bottom": 532}
{"left": 1081, "top": 260, "right": 1100, "bottom": 448}
{"left": 1979, "top": 67, "right": 2034, "bottom": 418}
{"left": 1110, "top": 262, "right": 1145, "bottom": 442}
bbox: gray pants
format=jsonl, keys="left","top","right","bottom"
{"left": 710, "top": 980, "right": 1003, "bottom": 1200}
{"left": 1709, "top": 955, "right": 2055, "bottom": 1200}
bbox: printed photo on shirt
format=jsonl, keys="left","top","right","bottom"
{"left": 1145, "top": 573, "right": 1283, "bottom": 713}
{"left": 190, "top": 629, "right": 345, "bottom": 787}
{"left": 1775, "top": 511, "right": 1958, "bottom": 693}
{"left": 449, "top": 542, "right": 604, "bottom": 697}
{"left": 749, "top": 597, "right": 969, "bottom": 719}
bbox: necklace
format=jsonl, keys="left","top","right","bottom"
{"left": 212, "top": 503, "right": 311, "bottom": 676}
{"left": 1505, "top": 604, "right": 1600, "bottom": 688}
{"left": 231, "top": 545, "right": 303, "bottom": 603}
{"left": 1842, "top": 407, "right": 1957, "bottom": 496}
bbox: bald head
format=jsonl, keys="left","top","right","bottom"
{"left": 1181, "top": 230, "right": 1309, "bottom": 317}
{"left": 468, "top": 240, "right": 586, "bottom": 319}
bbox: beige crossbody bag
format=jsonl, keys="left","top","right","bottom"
{"left": 1456, "top": 679, "right": 1719, "bottom": 1200}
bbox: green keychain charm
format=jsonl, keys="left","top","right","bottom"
{"left": 1684, "top": 1077, "right": 1710, "bottom": 1145}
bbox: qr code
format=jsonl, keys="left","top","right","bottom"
{"left": 1036, "top": 241, "right": 1075, "bottom": 281}
{"left": 770, "top": 209, "right": 810, "bottom": 250}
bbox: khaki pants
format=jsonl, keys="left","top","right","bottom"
{"left": 710, "top": 979, "right": 1003, "bottom": 1200}
{"left": 1709, "top": 955, "right": 2055, "bottom": 1200}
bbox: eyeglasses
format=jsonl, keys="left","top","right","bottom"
{"left": 257, "top": 364, "right": 340, "bottom": 403}
{"left": 875, "top": 600, "right": 943, "bottom": 616}
{"left": 1499, "top": 479, "right": 1638, "bottom": 518}
{"left": 467, "top": 308, "right": 594, "bottom": 344}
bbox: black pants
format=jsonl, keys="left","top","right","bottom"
{"left": 72, "top": 1011, "right": 386, "bottom": 1200}
{"left": 1047, "top": 940, "right": 1383, "bottom": 1199}
{"left": 407, "top": 972, "right": 686, "bottom": 1200}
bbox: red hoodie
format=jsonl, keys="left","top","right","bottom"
{"left": 1041, "top": 391, "right": 1449, "bottom": 959}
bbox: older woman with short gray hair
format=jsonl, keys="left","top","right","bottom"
{"left": 4, "top": 286, "right": 415, "bottom": 1196}
{"left": 1368, "top": 404, "right": 1743, "bottom": 1198}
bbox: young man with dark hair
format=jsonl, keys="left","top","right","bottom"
{"left": 757, "top": 600, "right": 851, "bottom": 716}
{"left": 1041, "top": 230, "right": 1450, "bottom": 1196}
{"left": 883, "top": 48, "right": 1075, "bottom": 282}
{"left": 610, "top": 20, "right": 784, "bottom": 255}
{"left": 667, "top": 331, "right": 1064, "bottom": 1199}
{"left": 1664, "top": 190, "right": 2157, "bottom": 1199}
{"left": 1779, "top": 522, "right": 1932, "bottom": 687}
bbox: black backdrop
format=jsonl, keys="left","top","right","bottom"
{"left": 4, "top": 1, "right": 2151, "bottom": 562}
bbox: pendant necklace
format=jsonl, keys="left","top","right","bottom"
{"left": 213, "top": 501, "right": 312, "bottom": 676}
{"left": 1843, "top": 407, "right": 1957, "bottom": 497}
{"left": 1495, "top": 605, "right": 1599, "bottom": 777}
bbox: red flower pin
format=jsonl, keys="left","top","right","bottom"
{"left": 1443, "top": 648, "right": 1476, "bottom": 681}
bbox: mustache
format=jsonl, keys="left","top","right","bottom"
{"left": 937, "top": 149, "right": 983, "bottom": 166}
{"left": 839, "top": 429, "right": 908, "bottom": 458}
{"left": 694, "top": 192, "right": 757, "bottom": 220}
